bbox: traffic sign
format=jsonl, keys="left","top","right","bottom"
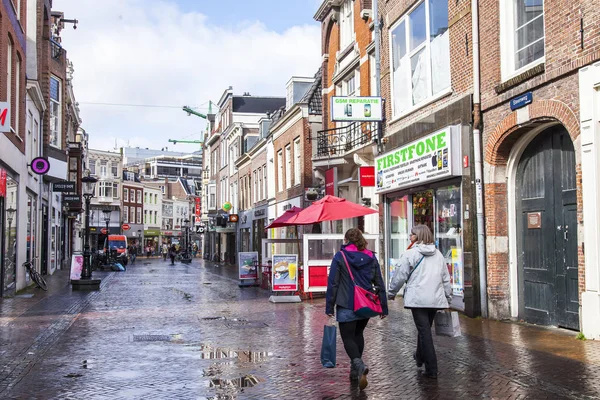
{"left": 101, "top": 228, "right": 108, "bottom": 234}
{"left": 122, "top": 224, "right": 131, "bottom": 231}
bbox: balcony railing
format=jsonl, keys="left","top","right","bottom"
{"left": 316, "top": 122, "right": 379, "bottom": 157}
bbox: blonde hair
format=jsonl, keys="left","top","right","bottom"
{"left": 412, "top": 224, "right": 434, "bottom": 244}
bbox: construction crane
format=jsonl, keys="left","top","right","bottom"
{"left": 168, "top": 101, "right": 214, "bottom": 149}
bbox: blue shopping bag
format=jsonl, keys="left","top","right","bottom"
{"left": 320, "top": 324, "right": 337, "bottom": 368}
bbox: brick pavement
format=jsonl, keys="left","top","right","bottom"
{"left": 1, "top": 258, "right": 599, "bottom": 399}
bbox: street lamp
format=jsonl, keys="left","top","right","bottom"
{"left": 102, "top": 209, "right": 111, "bottom": 264}
{"left": 137, "top": 229, "right": 142, "bottom": 249}
{"left": 73, "top": 175, "right": 101, "bottom": 290}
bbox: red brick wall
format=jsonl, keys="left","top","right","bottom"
{"left": 273, "top": 113, "right": 306, "bottom": 202}
{"left": 0, "top": 3, "right": 27, "bottom": 154}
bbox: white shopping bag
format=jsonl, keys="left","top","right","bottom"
{"left": 434, "top": 311, "right": 462, "bottom": 337}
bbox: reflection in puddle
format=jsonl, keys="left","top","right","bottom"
{"left": 193, "top": 344, "right": 270, "bottom": 363}
{"left": 207, "top": 375, "right": 261, "bottom": 389}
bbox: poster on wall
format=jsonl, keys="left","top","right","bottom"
{"left": 238, "top": 252, "right": 258, "bottom": 280}
{"left": 69, "top": 253, "right": 84, "bottom": 281}
{"left": 375, "top": 126, "right": 459, "bottom": 194}
{"left": 272, "top": 254, "right": 298, "bottom": 291}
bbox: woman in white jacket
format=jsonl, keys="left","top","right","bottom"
{"left": 388, "top": 224, "right": 452, "bottom": 379}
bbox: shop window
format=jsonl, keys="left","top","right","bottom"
{"left": 3, "top": 175, "right": 18, "bottom": 294}
{"left": 390, "top": 0, "right": 450, "bottom": 117}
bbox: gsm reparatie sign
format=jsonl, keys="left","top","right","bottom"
{"left": 330, "top": 96, "right": 383, "bottom": 122}
{"left": 375, "top": 126, "right": 462, "bottom": 194}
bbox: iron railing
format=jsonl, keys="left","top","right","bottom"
{"left": 316, "top": 122, "right": 379, "bottom": 157}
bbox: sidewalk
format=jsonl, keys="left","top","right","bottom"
{"left": 1, "top": 259, "right": 599, "bottom": 399}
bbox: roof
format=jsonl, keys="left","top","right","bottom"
{"left": 232, "top": 96, "right": 286, "bottom": 114}
{"left": 300, "top": 68, "right": 323, "bottom": 115}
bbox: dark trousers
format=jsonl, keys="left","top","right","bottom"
{"left": 411, "top": 308, "right": 438, "bottom": 375}
{"left": 339, "top": 319, "right": 369, "bottom": 360}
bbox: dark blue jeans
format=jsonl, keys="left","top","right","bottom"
{"left": 411, "top": 308, "right": 438, "bottom": 375}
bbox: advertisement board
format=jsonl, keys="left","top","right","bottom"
{"left": 375, "top": 126, "right": 460, "bottom": 194}
{"left": 238, "top": 252, "right": 259, "bottom": 280}
{"left": 330, "top": 96, "right": 383, "bottom": 122}
{"left": 69, "top": 253, "right": 84, "bottom": 281}
{"left": 272, "top": 254, "right": 298, "bottom": 291}
{"left": 359, "top": 166, "right": 376, "bottom": 187}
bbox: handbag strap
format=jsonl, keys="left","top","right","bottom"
{"left": 406, "top": 255, "right": 425, "bottom": 284}
{"left": 340, "top": 251, "right": 357, "bottom": 285}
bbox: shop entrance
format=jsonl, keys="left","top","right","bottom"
{"left": 517, "top": 125, "right": 579, "bottom": 329}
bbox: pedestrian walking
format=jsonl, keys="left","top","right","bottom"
{"left": 325, "top": 228, "right": 388, "bottom": 390}
{"left": 162, "top": 243, "right": 169, "bottom": 261}
{"left": 146, "top": 245, "right": 151, "bottom": 258}
{"left": 169, "top": 243, "right": 177, "bottom": 265}
{"left": 129, "top": 244, "right": 137, "bottom": 264}
{"left": 388, "top": 224, "right": 452, "bottom": 379}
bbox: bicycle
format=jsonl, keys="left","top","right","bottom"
{"left": 23, "top": 257, "right": 48, "bottom": 291}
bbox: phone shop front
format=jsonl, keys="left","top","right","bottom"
{"left": 376, "top": 126, "right": 466, "bottom": 311}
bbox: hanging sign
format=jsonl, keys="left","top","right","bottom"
{"left": 0, "top": 168, "right": 6, "bottom": 197}
{"left": 0, "top": 102, "right": 10, "bottom": 133}
{"left": 30, "top": 157, "right": 51, "bottom": 175}
{"left": 238, "top": 252, "right": 259, "bottom": 280}
{"left": 63, "top": 195, "right": 81, "bottom": 203}
{"left": 195, "top": 197, "right": 201, "bottom": 217}
{"left": 330, "top": 96, "right": 383, "bottom": 122}
{"left": 272, "top": 254, "right": 299, "bottom": 291}
{"left": 222, "top": 202, "right": 232, "bottom": 212}
{"left": 53, "top": 181, "right": 76, "bottom": 192}
{"left": 325, "top": 167, "right": 337, "bottom": 196}
{"left": 359, "top": 166, "right": 376, "bottom": 187}
{"left": 375, "top": 126, "right": 459, "bottom": 194}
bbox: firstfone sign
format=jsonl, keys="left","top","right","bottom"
{"left": 0, "top": 102, "right": 10, "bottom": 133}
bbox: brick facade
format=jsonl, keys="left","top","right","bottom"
{"left": 273, "top": 111, "right": 309, "bottom": 203}
{"left": 479, "top": 0, "right": 600, "bottom": 321}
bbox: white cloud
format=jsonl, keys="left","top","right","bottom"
{"left": 55, "top": 0, "right": 321, "bottom": 153}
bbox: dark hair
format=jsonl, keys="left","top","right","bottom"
{"left": 345, "top": 228, "right": 367, "bottom": 251}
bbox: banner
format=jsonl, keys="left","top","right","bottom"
{"left": 330, "top": 96, "right": 383, "bottom": 122}
{"left": 195, "top": 197, "right": 201, "bottom": 218}
{"left": 0, "top": 168, "right": 6, "bottom": 197}
{"left": 272, "top": 254, "right": 298, "bottom": 291}
{"left": 325, "top": 167, "right": 337, "bottom": 196}
{"left": 69, "top": 253, "right": 84, "bottom": 281}
{"left": 238, "top": 252, "right": 258, "bottom": 280}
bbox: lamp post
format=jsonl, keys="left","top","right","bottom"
{"left": 137, "top": 229, "right": 142, "bottom": 251}
{"left": 102, "top": 209, "right": 111, "bottom": 264}
{"left": 182, "top": 218, "right": 191, "bottom": 263}
{"left": 72, "top": 176, "right": 101, "bottom": 290}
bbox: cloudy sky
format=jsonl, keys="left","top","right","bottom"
{"left": 56, "top": 0, "right": 322, "bottom": 153}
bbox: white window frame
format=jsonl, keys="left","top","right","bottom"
{"left": 263, "top": 165, "right": 267, "bottom": 200}
{"left": 26, "top": 111, "right": 33, "bottom": 162}
{"left": 340, "top": 0, "right": 355, "bottom": 49}
{"left": 124, "top": 188, "right": 129, "bottom": 201}
{"left": 277, "top": 150, "right": 284, "bottom": 193}
{"left": 113, "top": 183, "right": 119, "bottom": 199}
{"left": 293, "top": 138, "right": 301, "bottom": 186}
{"left": 49, "top": 75, "right": 62, "bottom": 148}
{"left": 137, "top": 190, "right": 142, "bottom": 204}
{"left": 130, "top": 208, "right": 135, "bottom": 224}
{"left": 15, "top": 57, "right": 20, "bottom": 138}
{"left": 7, "top": 40, "right": 13, "bottom": 132}
{"left": 389, "top": 0, "right": 451, "bottom": 120}
{"left": 285, "top": 145, "right": 292, "bottom": 190}
{"left": 130, "top": 189, "right": 135, "bottom": 203}
{"left": 208, "top": 184, "right": 216, "bottom": 210}
{"left": 137, "top": 207, "right": 141, "bottom": 224}
{"left": 144, "top": 210, "right": 147, "bottom": 224}
{"left": 500, "top": 0, "right": 545, "bottom": 81}
{"left": 123, "top": 206, "right": 129, "bottom": 223}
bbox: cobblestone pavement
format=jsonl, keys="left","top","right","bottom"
{"left": 1, "top": 258, "right": 600, "bottom": 399}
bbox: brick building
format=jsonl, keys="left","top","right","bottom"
{"left": 479, "top": 0, "right": 600, "bottom": 337}
{"left": 122, "top": 177, "right": 144, "bottom": 248}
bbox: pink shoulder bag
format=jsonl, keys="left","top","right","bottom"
{"left": 340, "top": 251, "right": 383, "bottom": 318}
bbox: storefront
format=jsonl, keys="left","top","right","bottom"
{"left": 144, "top": 229, "right": 160, "bottom": 252}
{"left": 238, "top": 210, "right": 252, "bottom": 253}
{"left": 1, "top": 168, "right": 19, "bottom": 297}
{"left": 377, "top": 126, "right": 470, "bottom": 311}
{"left": 252, "top": 206, "right": 268, "bottom": 260}
{"left": 161, "top": 230, "right": 182, "bottom": 248}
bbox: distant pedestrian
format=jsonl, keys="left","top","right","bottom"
{"left": 146, "top": 245, "right": 151, "bottom": 258}
{"left": 192, "top": 243, "right": 198, "bottom": 258}
{"left": 325, "top": 228, "right": 388, "bottom": 390}
{"left": 162, "top": 243, "right": 168, "bottom": 261}
{"left": 129, "top": 245, "right": 137, "bottom": 264}
{"left": 388, "top": 224, "right": 452, "bottom": 379}
{"left": 169, "top": 243, "right": 177, "bottom": 265}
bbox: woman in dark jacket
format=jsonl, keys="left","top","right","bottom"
{"left": 326, "top": 228, "right": 388, "bottom": 390}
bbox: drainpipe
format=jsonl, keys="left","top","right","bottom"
{"left": 472, "top": 0, "right": 488, "bottom": 318}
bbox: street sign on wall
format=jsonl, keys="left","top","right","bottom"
{"left": 0, "top": 102, "right": 10, "bottom": 133}
{"left": 330, "top": 96, "right": 382, "bottom": 122}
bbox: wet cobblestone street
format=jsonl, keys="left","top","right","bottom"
{"left": 1, "top": 258, "right": 600, "bottom": 399}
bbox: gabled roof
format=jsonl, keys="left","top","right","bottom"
{"left": 300, "top": 68, "right": 323, "bottom": 115}
{"left": 232, "top": 96, "right": 286, "bottom": 114}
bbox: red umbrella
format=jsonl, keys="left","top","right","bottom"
{"left": 287, "top": 195, "right": 377, "bottom": 225}
{"left": 265, "top": 206, "right": 305, "bottom": 229}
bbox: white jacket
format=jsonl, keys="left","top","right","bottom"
{"left": 388, "top": 244, "right": 452, "bottom": 309}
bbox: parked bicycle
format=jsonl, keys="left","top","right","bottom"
{"left": 23, "top": 257, "right": 48, "bottom": 291}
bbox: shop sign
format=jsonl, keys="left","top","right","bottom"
{"left": 239, "top": 252, "right": 258, "bottom": 280}
{"left": 53, "top": 181, "right": 76, "bottom": 192}
{"left": 63, "top": 195, "right": 80, "bottom": 203}
{"left": 272, "top": 254, "right": 298, "bottom": 291}
{"left": 375, "top": 127, "right": 457, "bottom": 194}
{"left": 359, "top": 166, "right": 376, "bottom": 187}
{"left": 69, "top": 253, "right": 84, "bottom": 281}
{"left": 30, "top": 157, "right": 50, "bottom": 175}
{"left": 0, "top": 168, "right": 7, "bottom": 197}
{"left": 254, "top": 208, "right": 266, "bottom": 217}
{"left": 195, "top": 197, "right": 201, "bottom": 217}
{"left": 330, "top": 96, "right": 383, "bottom": 122}
{"left": 527, "top": 212, "right": 542, "bottom": 229}
{"left": 325, "top": 167, "right": 337, "bottom": 196}
{"left": 510, "top": 92, "right": 533, "bottom": 111}
{"left": 144, "top": 229, "right": 160, "bottom": 236}
{"left": 0, "top": 102, "right": 10, "bottom": 133}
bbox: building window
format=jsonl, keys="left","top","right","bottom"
{"left": 123, "top": 206, "right": 129, "bottom": 223}
{"left": 137, "top": 190, "right": 142, "bottom": 204}
{"left": 98, "top": 181, "right": 111, "bottom": 198}
{"left": 263, "top": 165, "right": 267, "bottom": 200}
{"left": 154, "top": 211, "right": 157, "bottom": 225}
{"left": 390, "top": 0, "right": 450, "bottom": 117}
{"left": 144, "top": 192, "right": 147, "bottom": 204}
{"left": 253, "top": 171, "right": 258, "bottom": 204}
{"left": 7, "top": 39, "right": 12, "bottom": 131}
{"left": 294, "top": 138, "right": 301, "bottom": 186}
{"left": 113, "top": 183, "right": 119, "bottom": 199}
{"left": 90, "top": 159, "right": 96, "bottom": 175}
{"left": 285, "top": 145, "right": 291, "bottom": 190}
{"left": 137, "top": 208, "right": 141, "bottom": 224}
{"left": 112, "top": 164, "right": 118, "bottom": 177}
{"left": 277, "top": 150, "right": 284, "bottom": 192}
{"left": 154, "top": 194, "right": 158, "bottom": 204}
{"left": 27, "top": 111, "right": 33, "bottom": 161}
{"left": 124, "top": 188, "right": 129, "bottom": 201}
{"left": 370, "top": 54, "right": 377, "bottom": 96}
{"left": 49, "top": 76, "right": 62, "bottom": 148}
{"left": 15, "top": 57, "right": 21, "bottom": 137}
{"left": 340, "top": 0, "right": 354, "bottom": 49}
{"left": 258, "top": 168, "right": 263, "bottom": 201}
{"left": 209, "top": 184, "right": 216, "bottom": 210}
{"left": 100, "top": 160, "right": 108, "bottom": 177}
{"left": 144, "top": 210, "right": 147, "bottom": 224}
{"left": 501, "top": 0, "right": 545, "bottom": 78}
{"left": 130, "top": 207, "right": 135, "bottom": 224}
{"left": 130, "top": 189, "right": 135, "bottom": 203}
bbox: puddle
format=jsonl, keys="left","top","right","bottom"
{"left": 206, "top": 375, "right": 262, "bottom": 389}
{"left": 199, "top": 317, "right": 268, "bottom": 329}
{"left": 187, "top": 344, "right": 271, "bottom": 363}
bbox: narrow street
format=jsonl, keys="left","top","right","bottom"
{"left": 1, "top": 259, "right": 599, "bottom": 400}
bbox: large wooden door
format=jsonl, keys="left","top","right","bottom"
{"left": 517, "top": 125, "right": 579, "bottom": 329}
